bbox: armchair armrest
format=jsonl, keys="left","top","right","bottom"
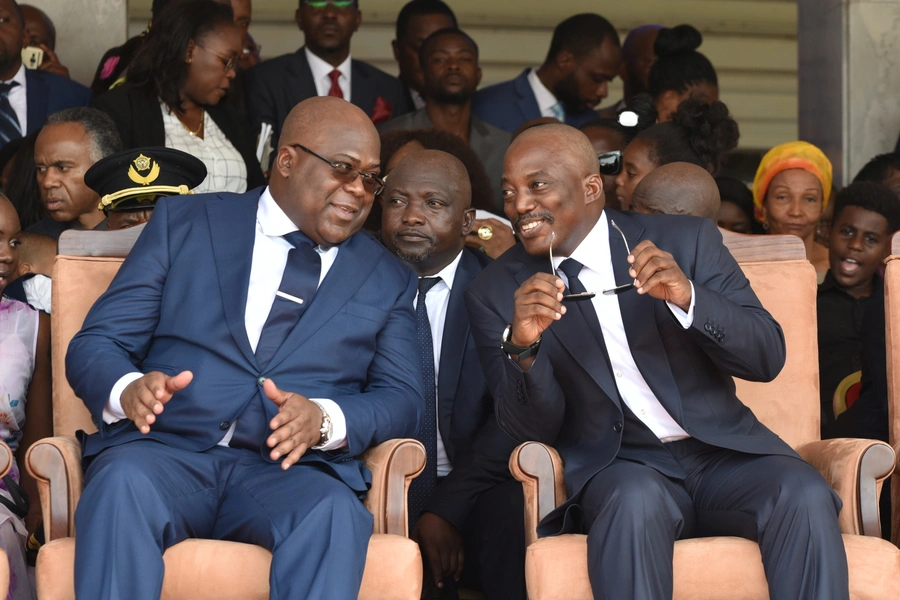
{"left": 509, "top": 442, "right": 566, "bottom": 547}
{"left": 0, "top": 441, "right": 12, "bottom": 479}
{"left": 362, "top": 438, "right": 425, "bottom": 537}
{"left": 25, "top": 436, "right": 83, "bottom": 542}
{"left": 796, "top": 438, "right": 894, "bottom": 537}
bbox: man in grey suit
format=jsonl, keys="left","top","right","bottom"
{"left": 379, "top": 28, "right": 510, "bottom": 213}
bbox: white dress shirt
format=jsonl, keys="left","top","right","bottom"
{"left": 3, "top": 65, "right": 27, "bottom": 133}
{"left": 550, "top": 212, "right": 694, "bottom": 441}
{"left": 410, "top": 88, "right": 426, "bottom": 110}
{"left": 527, "top": 67, "right": 561, "bottom": 119}
{"left": 305, "top": 47, "right": 351, "bottom": 100}
{"left": 104, "top": 187, "right": 348, "bottom": 450}
{"left": 413, "top": 251, "right": 463, "bottom": 477}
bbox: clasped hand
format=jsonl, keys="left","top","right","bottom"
{"left": 122, "top": 372, "right": 322, "bottom": 469}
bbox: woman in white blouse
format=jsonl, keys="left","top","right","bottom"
{"left": 92, "top": 0, "right": 265, "bottom": 194}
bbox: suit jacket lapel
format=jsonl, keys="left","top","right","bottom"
{"left": 513, "top": 249, "right": 621, "bottom": 406}
{"left": 513, "top": 69, "right": 541, "bottom": 124}
{"left": 350, "top": 60, "right": 377, "bottom": 118}
{"left": 437, "top": 250, "right": 477, "bottom": 443}
{"left": 206, "top": 192, "right": 260, "bottom": 367}
{"left": 607, "top": 211, "right": 684, "bottom": 420}
{"left": 24, "top": 70, "right": 47, "bottom": 135}
{"left": 263, "top": 230, "right": 381, "bottom": 370}
{"left": 291, "top": 50, "right": 319, "bottom": 104}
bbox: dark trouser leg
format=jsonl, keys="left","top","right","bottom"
{"left": 213, "top": 455, "right": 374, "bottom": 600}
{"left": 579, "top": 460, "right": 694, "bottom": 600}
{"left": 674, "top": 442, "right": 849, "bottom": 600}
{"left": 74, "top": 441, "right": 230, "bottom": 600}
{"left": 458, "top": 480, "right": 526, "bottom": 600}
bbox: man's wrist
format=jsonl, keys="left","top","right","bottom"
{"left": 309, "top": 400, "right": 333, "bottom": 447}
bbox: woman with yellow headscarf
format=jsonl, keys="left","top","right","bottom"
{"left": 753, "top": 141, "right": 832, "bottom": 279}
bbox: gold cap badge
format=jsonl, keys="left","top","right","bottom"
{"left": 128, "top": 153, "right": 160, "bottom": 186}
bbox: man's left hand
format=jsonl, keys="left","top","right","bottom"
{"left": 628, "top": 240, "right": 692, "bottom": 311}
{"left": 411, "top": 512, "right": 465, "bottom": 589}
{"left": 263, "top": 378, "right": 323, "bottom": 469}
{"left": 37, "top": 44, "right": 69, "bottom": 78}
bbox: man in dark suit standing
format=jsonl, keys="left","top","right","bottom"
{"left": 66, "top": 97, "right": 422, "bottom": 600}
{"left": 391, "top": 0, "right": 457, "bottom": 111}
{"left": 0, "top": 0, "right": 90, "bottom": 150}
{"left": 465, "top": 124, "right": 850, "bottom": 599}
{"left": 473, "top": 14, "right": 621, "bottom": 134}
{"left": 381, "top": 149, "right": 525, "bottom": 599}
{"left": 245, "top": 0, "right": 413, "bottom": 145}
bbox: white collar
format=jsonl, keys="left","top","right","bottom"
{"left": 5, "top": 64, "right": 26, "bottom": 87}
{"left": 429, "top": 249, "right": 464, "bottom": 291}
{"left": 527, "top": 67, "right": 559, "bottom": 116}
{"left": 257, "top": 186, "right": 301, "bottom": 238}
{"left": 550, "top": 211, "right": 610, "bottom": 275}
{"left": 305, "top": 47, "right": 351, "bottom": 83}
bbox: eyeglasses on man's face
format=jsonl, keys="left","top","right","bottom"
{"left": 290, "top": 144, "right": 385, "bottom": 196}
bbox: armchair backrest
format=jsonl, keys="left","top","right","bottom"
{"left": 720, "top": 230, "right": 820, "bottom": 448}
{"left": 883, "top": 232, "right": 900, "bottom": 545}
{"left": 51, "top": 227, "right": 142, "bottom": 437}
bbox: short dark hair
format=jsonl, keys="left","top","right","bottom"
{"left": 853, "top": 152, "right": 900, "bottom": 185}
{"left": 545, "top": 13, "right": 620, "bottom": 63}
{"left": 634, "top": 97, "right": 739, "bottom": 175}
{"left": 647, "top": 24, "right": 717, "bottom": 98}
{"left": 580, "top": 93, "right": 657, "bottom": 147}
{"left": 128, "top": 0, "right": 235, "bottom": 114}
{"left": 833, "top": 181, "right": 900, "bottom": 233}
{"left": 44, "top": 107, "right": 123, "bottom": 162}
{"left": 418, "top": 27, "right": 479, "bottom": 68}
{"left": 395, "top": 0, "right": 456, "bottom": 42}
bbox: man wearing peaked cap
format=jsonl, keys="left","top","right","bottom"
{"left": 85, "top": 146, "right": 207, "bottom": 230}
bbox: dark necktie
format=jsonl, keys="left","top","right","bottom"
{"left": 327, "top": 69, "right": 343, "bottom": 99}
{"left": 408, "top": 276, "right": 441, "bottom": 531}
{"left": 230, "top": 231, "right": 321, "bottom": 451}
{"left": 0, "top": 82, "right": 21, "bottom": 147}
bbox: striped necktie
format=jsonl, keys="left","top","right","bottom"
{"left": 0, "top": 81, "right": 22, "bottom": 147}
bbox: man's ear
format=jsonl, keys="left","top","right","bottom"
{"left": 584, "top": 173, "right": 604, "bottom": 205}
{"left": 294, "top": 8, "right": 304, "bottom": 30}
{"left": 274, "top": 147, "right": 294, "bottom": 179}
{"left": 474, "top": 65, "right": 483, "bottom": 89}
{"left": 17, "top": 261, "right": 32, "bottom": 277}
{"left": 461, "top": 208, "right": 476, "bottom": 236}
{"left": 391, "top": 39, "right": 400, "bottom": 63}
{"left": 555, "top": 50, "right": 575, "bottom": 74}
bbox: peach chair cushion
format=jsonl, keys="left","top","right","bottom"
{"left": 36, "top": 534, "right": 423, "bottom": 600}
{"left": 524, "top": 533, "right": 900, "bottom": 600}
{"left": 732, "top": 260, "right": 820, "bottom": 449}
{"left": 51, "top": 256, "right": 123, "bottom": 437}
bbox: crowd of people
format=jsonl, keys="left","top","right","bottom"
{"left": 0, "top": 0, "right": 898, "bottom": 599}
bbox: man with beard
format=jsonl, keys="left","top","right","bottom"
{"left": 0, "top": 0, "right": 89, "bottom": 150}
{"left": 597, "top": 24, "right": 663, "bottom": 118}
{"left": 381, "top": 149, "right": 525, "bottom": 599}
{"left": 473, "top": 13, "right": 621, "bottom": 134}
{"left": 379, "top": 28, "right": 510, "bottom": 210}
{"left": 245, "top": 0, "right": 412, "bottom": 145}
{"left": 391, "top": 0, "right": 457, "bottom": 111}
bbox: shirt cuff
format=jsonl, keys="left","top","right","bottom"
{"left": 666, "top": 281, "right": 695, "bottom": 329}
{"left": 103, "top": 372, "right": 144, "bottom": 424}
{"left": 310, "top": 398, "right": 348, "bottom": 451}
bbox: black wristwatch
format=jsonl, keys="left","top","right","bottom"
{"left": 500, "top": 324, "right": 542, "bottom": 360}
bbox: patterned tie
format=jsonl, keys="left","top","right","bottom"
{"left": 327, "top": 69, "right": 343, "bottom": 99}
{"left": 231, "top": 231, "right": 321, "bottom": 451}
{"left": 550, "top": 101, "right": 565, "bottom": 122}
{"left": 408, "top": 276, "right": 441, "bottom": 531}
{"left": 0, "top": 82, "right": 22, "bottom": 147}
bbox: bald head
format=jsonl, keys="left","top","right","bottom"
{"left": 631, "top": 162, "right": 721, "bottom": 219}
{"left": 278, "top": 96, "right": 376, "bottom": 149}
{"left": 508, "top": 124, "right": 599, "bottom": 178}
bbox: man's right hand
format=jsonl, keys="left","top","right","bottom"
{"left": 121, "top": 371, "right": 193, "bottom": 434}
{"left": 511, "top": 272, "right": 566, "bottom": 347}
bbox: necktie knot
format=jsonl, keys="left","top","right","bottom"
{"left": 283, "top": 230, "right": 315, "bottom": 249}
{"left": 328, "top": 69, "right": 341, "bottom": 85}
{"left": 0, "top": 81, "right": 17, "bottom": 95}
{"left": 558, "top": 258, "right": 583, "bottom": 279}
{"left": 418, "top": 276, "right": 441, "bottom": 298}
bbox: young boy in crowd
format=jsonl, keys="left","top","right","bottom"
{"left": 818, "top": 181, "right": 900, "bottom": 435}
{"left": 3, "top": 232, "right": 55, "bottom": 313}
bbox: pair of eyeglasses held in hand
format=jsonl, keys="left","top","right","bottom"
{"left": 549, "top": 220, "right": 636, "bottom": 301}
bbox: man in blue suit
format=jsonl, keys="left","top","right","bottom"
{"left": 0, "top": 0, "right": 90, "bottom": 149}
{"left": 472, "top": 14, "right": 621, "bottom": 134}
{"left": 381, "top": 150, "right": 525, "bottom": 599}
{"left": 465, "top": 124, "right": 849, "bottom": 599}
{"left": 66, "top": 97, "right": 422, "bottom": 599}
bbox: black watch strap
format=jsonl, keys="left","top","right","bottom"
{"left": 500, "top": 324, "right": 542, "bottom": 360}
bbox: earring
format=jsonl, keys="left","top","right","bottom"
{"left": 762, "top": 221, "right": 769, "bottom": 232}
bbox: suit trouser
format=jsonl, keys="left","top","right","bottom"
{"left": 579, "top": 438, "right": 848, "bottom": 600}
{"left": 74, "top": 439, "right": 373, "bottom": 600}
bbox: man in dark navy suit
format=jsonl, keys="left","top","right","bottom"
{"left": 465, "top": 124, "right": 850, "bottom": 600}
{"left": 0, "top": 0, "right": 90, "bottom": 150}
{"left": 66, "top": 97, "right": 422, "bottom": 600}
{"left": 245, "top": 0, "right": 412, "bottom": 145}
{"left": 381, "top": 150, "right": 525, "bottom": 599}
{"left": 472, "top": 14, "right": 621, "bottom": 134}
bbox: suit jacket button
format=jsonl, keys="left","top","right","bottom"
{"left": 257, "top": 376, "right": 266, "bottom": 386}
{"left": 613, "top": 421, "right": 623, "bottom": 432}
{"left": 704, "top": 323, "right": 712, "bottom": 333}
{"left": 220, "top": 421, "right": 230, "bottom": 430}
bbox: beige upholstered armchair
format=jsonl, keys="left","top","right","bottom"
{"left": 25, "top": 228, "right": 426, "bottom": 600}
{"left": 0, "top": 441, "right": 12, "bottom": 596}
{"left": 510, "top": 231, "right": 900, "bottom": 600}
{"left": 883, "top": 233, "right": 900, "bottom": 548}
